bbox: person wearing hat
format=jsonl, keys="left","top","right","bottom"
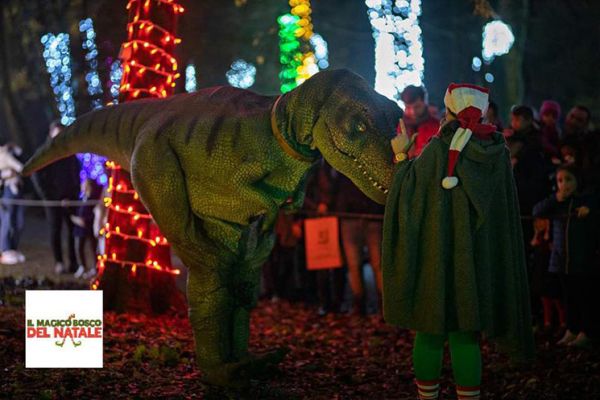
{"left": 539, "top": 100, "right": 561, "bottom": 159}
{"left": 383, "top": 83, "right": 534, "bottom": 400}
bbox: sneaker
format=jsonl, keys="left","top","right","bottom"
{"left": 54, "top": 262, "right": 65, "bottom": 274}
{"left": 83, "top": 267, "right": 97, "bottom": 279}
{"left": 16, "top": 251, "right": 25, "bottom": 263}
{"left": 569, "top": 332, "right": 591, "bottom": 348}
{"left": 1, "top": 250, "right": 19, "bottom": 265}
{"left": 557, "top": 329, "right": 577, "bottom": 345}
{"left": 74, "top": 265, "right": 86, "bottom": 279}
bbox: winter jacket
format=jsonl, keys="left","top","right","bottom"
{"left": 405, "top": 113, "right": 440, "bottom": 157}
{"left": 533, "top": 194, "right": 599, "bottom": 276}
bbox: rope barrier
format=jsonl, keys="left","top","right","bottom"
{"left": 0, "top": 199, "right": 577, "bottom": 220}
{"left": 299, "top": 211, "right": 383, "bottom": 221}
{"left": 0, "top": 198, "right": 102, "bottom": 207}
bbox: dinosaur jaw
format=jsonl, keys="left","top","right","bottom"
{"left": 337, "top": 147, "right": 390, "bottom": 196}
{"left": 317, "top": 120, "right": 392, "bottom": 205}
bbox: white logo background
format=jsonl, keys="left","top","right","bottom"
{"left": 25, "top": 290, "right": 103, "bottom": 368}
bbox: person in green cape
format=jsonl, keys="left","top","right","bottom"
{"left": 383, "top": 83, "right": 535, "bottom": 400}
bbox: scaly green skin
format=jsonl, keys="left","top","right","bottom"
{"left": 23, "top": 69, "right": 402, "bottom": 387}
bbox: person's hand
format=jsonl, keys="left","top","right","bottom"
{"left": 316, "top": 202, "right": 328, "bottom": 215}
{"left": 576, "top": 206, "right": 590, "bottom": 218}
{"left": 531, "top": 218, "right": 550, "bottom": 246}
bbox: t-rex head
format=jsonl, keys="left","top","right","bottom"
{"left": 278, "top": 69, "right": 402, "bottom": 204}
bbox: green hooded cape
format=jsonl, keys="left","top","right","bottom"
{"left": 382, "top": 120, "right": 535, "bottom": 360}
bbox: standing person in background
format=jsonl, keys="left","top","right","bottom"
{"left": 71, "top": 178, "right": 102, "bottom": 279}
{"left": 530, "top": 216, "right": 565, "bottom": 334}
{"left": 262, "top": 209, "right": 303, "bottom": 302}
{"left": 506, "top": 106, "right": 553, "bottom": 316}
{"left": 533, "top": 164, "right": 598, "bottom": 347}
{"left": 539, "top": 100, "right": 561, "bottom": 159}
{"left": 506, "top": 105, "right": 553, "bottom": 213}
{"left": 336, "top": 173, "right": 384, "bottom": 316}
{"left": 562, "top": 106, "right": 599, "bottom": 194}
{"left": 0, "top": 143, "right": 26, "bottom": 265}
{"left": 563, "top": 105, "right": 590, "bottom": 139}
{"left": 31, "top": 120, "right": 81, "bottom": 274}
{"left": 313, "top": 161, "right": 346, "bottom": 316}
{"left": 400, "top": 85, "right": 440, "bottom": 157}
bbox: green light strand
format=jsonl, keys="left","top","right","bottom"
{"left": 277, "top": 13, "right": 302, "bottom": 93}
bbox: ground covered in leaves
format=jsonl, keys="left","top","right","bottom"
{"left": 1, "top": 292, "right": 599, "bottom": 399}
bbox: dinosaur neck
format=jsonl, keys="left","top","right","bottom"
{"left": 272, "top": 90, "right": 320, "bottom": 163}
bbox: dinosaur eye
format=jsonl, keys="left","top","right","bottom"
{"left": 356, "top": 121, "right": 367, "bottom": 133}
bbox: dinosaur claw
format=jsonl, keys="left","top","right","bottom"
{"left": 200, "top": 347, "right": 289, "bottom": 388}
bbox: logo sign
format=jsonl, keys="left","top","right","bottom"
{"left": 25, "top": 290, "right": 103, "bottom": 368}
{"left": 304, "top": 217, "right": 343, "bottom": 270}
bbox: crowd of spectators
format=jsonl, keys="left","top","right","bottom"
{"left": 263, "top": 85, "right": 600, "bottom": 349}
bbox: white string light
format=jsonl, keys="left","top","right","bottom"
{"left": 226, "top": 59, "right": 256, "bottom": 89}
{"left": 366, "top": 0, "right": 424, "bottom": 106}
{"left": 78, "top": 18, "right": 107, "bottom": 186}
{"left": 482, "top": 20, "right": 514, "bottom": 63}
{"left": 310, "top": 33, "right": 329, "bottom": 70}
{"left": 185, "top": 63, "right": 197, "bottom": 92}
{"left": 41, "top": 33, "right": 76, "bottom": 126}
{"left": 79, "top": 18, "right": 103, "bottom": 109}
{"left": 109, "top": 60, "right": 123, "bottom": 103}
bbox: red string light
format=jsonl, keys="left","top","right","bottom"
{"left": 94, "top": 0, "right": 183, "bottom": 289}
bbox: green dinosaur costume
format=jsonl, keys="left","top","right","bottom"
{"left": 23, "top": 69, "right": 402, "bottom": 387}
{"left": 382, "top": 119, "right": 535, "bottom": 361}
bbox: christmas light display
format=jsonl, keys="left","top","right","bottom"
{"left": 226, "top": 59, "right": 256, "bottom": 89}
{"left": 278, "top": 0, "right": 325, "bottom": 92}
{"left": 310, "top": 33, "right": 329, "bottom": 70}
{"left": 471, "top": 56, "right": 482, "bottom": 72}
{"left": 79, "top": 18, "right": 108, "bottom": 186}
{"left": 278, "top": 13, "right": 302, "bottom": 93}
{"left": 290, "top": 0, "right": 317, "bottom": 85}
{"left": 185, "top": 63, "right": 197, "bottom": 92}
{"left": 40, "top": 33, "right": 76, "bottom": 126}
{"left": 92, "top": 0, "right": 184, "bottom": 291}
{"left": 482, "top": 20, "right": 514, "bottom": 62}
{"left": 79, "top": 18, "right": 103, "bottom": 109}
{"left": 109, "top": 60, "right": 123, "bottom": 102}
{"left": 366, "top": 0, "right": 425, "bottom": 106}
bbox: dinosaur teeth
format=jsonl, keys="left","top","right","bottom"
{"left": 347, "top": 154, "right": 388, "bottom": 194}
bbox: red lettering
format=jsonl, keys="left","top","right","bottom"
{"left": 37, "top": 327, "right": 50, "bottom": 338}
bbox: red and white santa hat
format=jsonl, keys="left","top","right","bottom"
{"left": 441, "top": 83, "right": 496, "bottom": 189}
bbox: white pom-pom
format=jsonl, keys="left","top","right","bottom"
{"left": 442, "top": 176, "right": 458, "bottom": 189}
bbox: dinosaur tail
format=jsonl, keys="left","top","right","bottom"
{"left": 22, "top": 101, "right": 150, "bottom": 176}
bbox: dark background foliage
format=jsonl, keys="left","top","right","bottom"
{"left": 1, "top": 0, "right": 599, "bottom": 154}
